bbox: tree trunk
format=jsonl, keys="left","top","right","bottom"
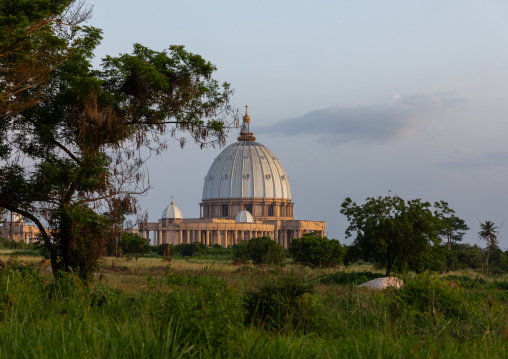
{"left": 385, "top": 262, "right": 392, "bottom": 277}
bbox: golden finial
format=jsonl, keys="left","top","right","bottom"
{"left": 243, "top": 104, "right": 250, "bottom": 122}
{"left": 238, "top": 104, "right": 255, "bottom": 141}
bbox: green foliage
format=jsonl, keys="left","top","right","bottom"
{"left": 156, "top": 243, "right": 171, "bottom": 256}
{"left": 244, "top": 274, "right": 320, "bottom": 332}
{"left": 439, "top": 214, "right": 469, "bottom": 250}
{"left": 118, "top": 233, "right": 150, "bottom": 257}
{"left": 235, "top": 237, "right": 285, "bottom": 265}
{"left": 172, "top": 242, "right": 207, "bottom": 257}
{"left": 328, "top": 271, "right": 384, "bottom": 285}
{"left": 232, "top": 240, "right": 250, "bottom": 262}
{"left": 341, "top": 195, "right": 453, "bottom": 276}
{"left": 0, "top": 264, "right": 507, "bottom": 357}
{"left": 0, "top": 0, "right": 90, "bottom": 118}
{"left": 0, "top": 6, "right": 236, "bottom": 280}
{"left": 290, "top": 232, "right": 345, "bottom": 267}
{"left": 442, "top": 275, "right": 487, "bottom": 289}
{"left": 387, "top": 274, "right": 469, "bottom": 321}
{"left": 478, "top": 220, "right": 499, "bottom": 268}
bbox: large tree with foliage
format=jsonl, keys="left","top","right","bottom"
{"left": 340, "top": 195, "right": 451, "bottom": 276}
{"left": 0, "top": 20, "right": 236, "bottom": 279}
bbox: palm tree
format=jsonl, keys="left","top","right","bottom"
{"left": 478, "top": 220, "right": 498, "bottom": 268}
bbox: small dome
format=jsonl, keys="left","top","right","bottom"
{"left": 161, "top": 201, "right": 183, "bottom": 219}
{"left": 235, "top": 210, "right": 254, "bottom": 223}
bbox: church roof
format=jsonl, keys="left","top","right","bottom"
{"left": 161, "top": 201, "right": 183, "bottom": 219}
{"left": 235, "top": 210, "right": 254, "bottom": 223}
{"left": 202, "top": 108, "right": 291, "bottom": 200}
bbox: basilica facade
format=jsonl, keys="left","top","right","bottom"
{"left": 138, "top": 110, "right": 326, "bottom": 249}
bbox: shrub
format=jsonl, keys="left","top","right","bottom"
{"left": 388, "top": 274, "right": 468, "bottom": 320}
{"left": 233, "top": 238, "right": 285, "bottom": 265}
{"left": 118, "top": 233, "right": 151, "bottom": 257}
{"left": 244, "top": 274, "right": 320, "bottom": 332}
{"left": 157, "top": 243, "right": 171, "bottom": 257}
{"left": 248, "top": 237, "right": 285, "bottom": 265}
{"left": 290, "top": 233, "right": 345, "bottom": 267}
{"left": 181, "top": 242, "right": 206, "bottom": 257}
{"left": 232, "top": 240, "right": 250, "bottom": 263}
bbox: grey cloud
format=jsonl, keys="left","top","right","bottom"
{"left": 439, "top": 151, "right": 508, "bottom": 169}
{"left": 257, "top": 93, "right": 466, "bottom": 144}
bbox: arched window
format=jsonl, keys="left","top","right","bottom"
{"left": 268, "top": 205, "right": 274, "bottom": 216}
{"left": 222, "top": 205, "right": 229, "bottom": 217}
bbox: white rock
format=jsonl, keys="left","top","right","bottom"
{"left": 357, "top": 277, "right": 403, "bottom": 290}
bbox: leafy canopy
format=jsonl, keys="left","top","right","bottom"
{"left": 341, "top": 195, "right": 453, "bottom": 276}
{"left": 0, "top": 13, "right": 237, "bottom": 280}
{"left": 0, "top": 0, "right": 92, "bottom": 118}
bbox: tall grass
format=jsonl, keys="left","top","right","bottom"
{"left": 0, "top": 264, "right": 506, "bottom": 358}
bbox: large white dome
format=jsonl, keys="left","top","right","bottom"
{"left": 202, "top": 141, "right": 291, "bottom": 200}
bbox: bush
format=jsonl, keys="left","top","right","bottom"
{"left": 388, "top": 274, "right": 468, "bottom": 320}
{"left": 244, "top": 274, "right": 320, "bottom": 332}
{"left": 157, "top": 243, "right": 171, "bottom": 257}
{"left": 290, "top": 233, "right": 345, "bottom": 267}
{"left": 118, "top": 233, "right": 151, "bottom": 257}
{"left": 232, "top": 240, "right": 250, "bottom": 263}
{"left": 181, "top": 242, "right": 206, "bottom": 257}
{"left": 248, "top": 237, "right": 285, "bottom": 265}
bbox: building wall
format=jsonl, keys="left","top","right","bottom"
{"left": 200, "top": 197, "right": 294, "bottom": 221}
{"left": 0, "top": 223, "right": 41, "bottom": 243}
{"left": 139, "top": 217, "right": 326, "bottom": 249}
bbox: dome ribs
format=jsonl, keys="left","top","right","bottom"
{"left": 201, "top": 141, "right": 291, "bottom": 201}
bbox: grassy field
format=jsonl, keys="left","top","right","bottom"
{"left": 0, "top": 249, "right": 507, "bottom": 358}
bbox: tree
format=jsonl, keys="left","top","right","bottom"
{"left": 289, "top": 232, "right": 344, "bottom": 267}
{"left": 436, "top": 209, "right": 469, "bottom": 251}
{"left": 0, "top": 24, "right": 237, "bottom": 280}
{"left": 478, "top": 220, "right": 498, "bottom": 268}
{"left": 340, "top": 195, "right": 448, "bottom": 276}
{"left": 0, "top": 0, "right": 91, "bottom": 118}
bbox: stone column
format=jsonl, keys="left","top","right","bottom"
{"left": 206, "top": 230, "right": 210, "bottom": 246}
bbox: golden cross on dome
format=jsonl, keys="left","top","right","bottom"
{"left": 245, "top": 104, "right": 248, "bottom": 114}
{"left": 170, "top": 195, "right": 174, "bottom": 204}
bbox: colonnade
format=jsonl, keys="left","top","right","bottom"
{"left": 139, "top": 229, "right": 274, "bottom": 247}
{"left": 139, "top": 228, "right": 325, "bottom": 249}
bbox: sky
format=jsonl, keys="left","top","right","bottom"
{"left": 89, "top": 0, "right": 508, "bottom": 248}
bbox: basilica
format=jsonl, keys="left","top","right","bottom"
{"left": 138, "top": 109, "right": 326, "bottom": 249}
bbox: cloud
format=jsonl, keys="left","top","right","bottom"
{"left": 439, "top": 150, "right": 508, "bottom": 169}
{"left": 257, "top": 93, "right": 466, "bottom": 144}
